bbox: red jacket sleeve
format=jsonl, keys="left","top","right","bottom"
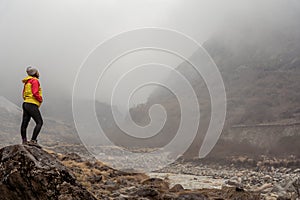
{"left": 31, "top": 79, "right": 43, "bottom": 103}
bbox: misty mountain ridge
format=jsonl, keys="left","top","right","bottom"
{"left": 145, "top": 11, "right": 300, "bottom": 124}
{"left": 0, "top": 96, "right": 21, "bottom": 115}
{"left": 129, "top": 14, "right": 300, "bottom": 157}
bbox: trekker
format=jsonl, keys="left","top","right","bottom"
{"left": 20, "top": 66, "right": 43, "bottom": 148}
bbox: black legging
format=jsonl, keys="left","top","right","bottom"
{"left": 21, "top": 102, "right": 43, "bottom": 141}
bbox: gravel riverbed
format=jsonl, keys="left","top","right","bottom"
{"left": 154, "top": 160, "right": 300, "bottom": 200}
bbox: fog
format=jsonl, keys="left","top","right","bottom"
{"left": 0, "top": 0, "right": 299, "bottom": 118}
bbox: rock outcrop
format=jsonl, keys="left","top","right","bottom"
{"left": 0, "top": 145, "right": 96, "bottom": 200}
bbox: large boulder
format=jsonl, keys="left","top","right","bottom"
{"left": 0, "top": 145, "right": 96, "bottom": 200}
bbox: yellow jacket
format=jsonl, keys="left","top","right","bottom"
{"left": 22, "top": 76, "right": 43, "bottom": 107}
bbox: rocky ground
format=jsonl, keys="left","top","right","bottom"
{"left": 0, "top": 144, "right": 262, "bottom": 200}
{"left": 43, "top": 143, "right": 300, "bottom": 199}
{"left": 51, "top": 150, "right": 261, "bottom": 200}
{"left": 1, "top": 143, "right": 299, "bottom": 199}
{"left": 157, "top": 158, "right": 300, "bottom": 200}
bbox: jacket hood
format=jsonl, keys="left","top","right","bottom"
{"left": 22, "top": 76, "right": 36, "bottom": 83}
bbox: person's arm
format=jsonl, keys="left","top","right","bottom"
{"left": 31, "top": 79, "right": 43, "bottom": 103}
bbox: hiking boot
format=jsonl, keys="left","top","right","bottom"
{"left": 27, "top": 140, "right": 42, "bottom": 149}
{"left": 22, "top": 140, "right": 28, "bottom": 145}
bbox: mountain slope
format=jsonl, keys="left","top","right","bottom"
{"left": 129, "top": 11, "right": 300, "bottom": 157}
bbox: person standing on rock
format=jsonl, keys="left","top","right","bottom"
{"left": 20, "top": 66, "right": 43, "bottom": 148}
